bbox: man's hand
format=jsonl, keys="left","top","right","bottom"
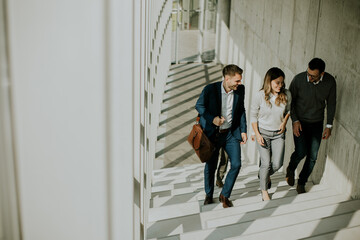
{"left": 241, "top": 133, "right": 248, "bottom": 144}
{"left": 213, "top": 116, "right": 225, "bottom": 126}
{"left": 293, "top": 121, "right": 302, "bottom": 137}
{"left": 322, "top": 128, "right": 332, "bottom": 139}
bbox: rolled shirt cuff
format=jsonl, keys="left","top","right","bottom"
{"left": 326, "top": 124, "right": 333, "bottom": 129}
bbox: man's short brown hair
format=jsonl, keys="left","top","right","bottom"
{"left": 222, "top": 64, "right": 243, "bottom": 77}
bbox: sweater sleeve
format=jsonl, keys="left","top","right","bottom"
{"left": 289, "top": 77, "right": 299, "bottom": 122}
{"left": 285, "top": 89, "right": 292, "bottom": 115}
{"left": 250, "top": 91, "right": 261, "bottom": 124}
{"left": 326, "top": 79, "right": 337, "bottom": 125}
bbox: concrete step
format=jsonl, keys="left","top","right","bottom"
{"left": 180, "top": 200, "right": 360, "bottom": 240}
{"left": 147, "top": 186, "right": 334, "bottom": 238}
{"left": 151, "top": 173, "right": 292, "bottom": 205}
{"left": 303, "top": 225, "right": 360, "bottom": 240}
{"left": 204, "top": 194, "right": 350, "bottom": 229}
{"left": 151, "top": 167, "right": 282, "bottom": 195}
{"left": 151, "top": 175, "right": 309, "bottom": 208}
{"left": 148, "top": 190, "right": 353, "bottom": 239}
{"left": 224, "top": 211, "right": 360, "bottom": 240}
{"left": 153, "top": 167, "right": 281, "bottom": 189}
{"left": 152, "top": 163, "right": 203, "bottom": 176}
{"left": 200, "top": 179, "right": 318, "bottom": 212}
{"left": 152, "top": 164, "right": 258, "bottom": 183}
{"left": 148, "top": 163, "right": 360, "bottom": 240}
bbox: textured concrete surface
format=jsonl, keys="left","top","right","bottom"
{"left": 218, "top": 0, "right": 360, "bottom": 198}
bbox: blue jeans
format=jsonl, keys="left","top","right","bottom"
{"left": 288, "top": 121, "right": 323, "bottom": 186}
{"left": 204, "top": 131, "right": 241, "bottom": 198}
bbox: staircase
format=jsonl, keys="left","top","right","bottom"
{"left": 149, "top": 63, "right": 360, "bottom": 239}
{"left": 147, "top": 163, "right": 360, "bottom": 240}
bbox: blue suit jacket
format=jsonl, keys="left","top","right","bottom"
{"left": 195, "top": 81, "right": 247, "bottom": 142}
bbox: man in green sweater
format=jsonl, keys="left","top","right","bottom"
{"left": 286, "top": 58, "right": 336, "bottom": 194}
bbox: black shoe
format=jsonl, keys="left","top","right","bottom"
{"left": 216, "top": 179, "right": 224, "bottom": 188}
{"left": 203, "top": 195, "right": 214, "bottom": 205}
{"left": 286, "top": 167, "right": 295, "bottom": 186}
{"left": 296, "top": 184, "right": 306, "bottom": 194}
{"left": 267, "top": 179, "right": 272, "bottom": 189}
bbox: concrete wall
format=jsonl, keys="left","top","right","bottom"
{"left": 215, "top": 0, "right": 231, "bottom": 64}
{"left": 223, "top": 0, "right": 360, "bottom": 198}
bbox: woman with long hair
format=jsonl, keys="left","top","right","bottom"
{"left": 250, "top": 67, "right": 291, "bottom": 201}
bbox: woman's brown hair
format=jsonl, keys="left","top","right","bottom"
{"left": 261, "top": 67, "right": 287, "bottom": 107}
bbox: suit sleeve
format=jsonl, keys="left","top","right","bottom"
{"left": 195, "top": 85, "right": 216, "bottom": 124}
{"left": 240, "top": 87, "right": 247, "bottom": 133}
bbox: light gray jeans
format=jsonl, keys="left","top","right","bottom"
{"left": 257, "top": 128, "right": 285, "bottom": 190}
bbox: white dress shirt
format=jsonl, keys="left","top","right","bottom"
{"left": 220, "top": 81, "right": 234, "bottom": 130}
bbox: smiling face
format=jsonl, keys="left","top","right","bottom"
{"left": 270, "top": 76, "right": 284, "bottom": 94}
{"left": 224, "top": 73, "right": 242, "bottom": 92}
{"left": 307, "top": 68, "right": 324, "bottom": 83}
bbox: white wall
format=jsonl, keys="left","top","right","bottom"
{"left": 6, "top": 1, "right": 108, "bottom": 239}
{"left": 0, "top": 1, "right": 21, "bottom": 240}
{"left": 1, "top": 0, "right": 172, "bottom": 239}
{"left": 215, "top": 0, "right": 230, "bottom": 65}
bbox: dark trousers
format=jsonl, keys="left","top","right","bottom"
{"left": 288, "top": 121, "right": 323, "bottom": 185}
{"left": 204, "top": 131, "right": 241, "bottom": 198}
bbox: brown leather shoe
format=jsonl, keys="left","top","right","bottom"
{"left": 203, "top": 195, "right": 214, "bottom": 205}
{"left": 286, "top": 167, "right": 295, "bottom": 186}
{"left": 216, "top": 179, "right": 224, "bottom": 188}
{"left": 296, "top": 184, "right": 306, "bottom": 194}
{"left": 219, "top": 194, "right": 233, "bottom": 208}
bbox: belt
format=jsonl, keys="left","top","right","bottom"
{"left": 219, "top": 128, "right": 230, "bottom": 133}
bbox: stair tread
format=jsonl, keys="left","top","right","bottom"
{"left": 147, "top": 193, "right": 350, "bottom": 239}
{"left": 224, "top": 211, "right": 360, "bottom": 240}
{"left": 205, "top": 194, "right": 350, "bottom": 229}
{"left": 149, "top": 165, "right": 360, "bottom": 240}
{"left": 152, "top": 164, "right": 259, "bottom": 183}
{"left": 180, "top": 201, "right": 360, "bottom": 240}
{"left": 151, "top": 171, "right": 286, "bottom": 196}
{"left": 302, "top": 225, "right": 360, "bottom": 240}
{"left": 151, "top": 179, "right": 318, "bottom": 208}
{"left": 148, "top": 201, "right": 200, "bottom": 222}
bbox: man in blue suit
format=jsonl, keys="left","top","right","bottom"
{"left": 196, "top": 64, "right": 247, "bottom": 208}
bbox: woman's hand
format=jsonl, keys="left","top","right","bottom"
{"left": 256, "top": 133, "right": 265, "bottom": 146}
{"left": 277, "top": 122, "right": 286, "bottom": 134}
